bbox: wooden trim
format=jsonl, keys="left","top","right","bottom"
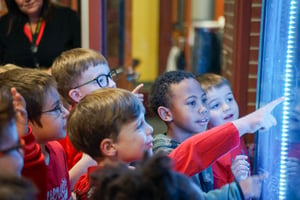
{"left": 158, "top": 0, "right": 173, "bottom": 74}
{"left": 184, "top": 0, "right": 192, "bottom": 71}
{"left": 89, "top": 0, "right": 102, "bottom": 51}
{"left": 233, "top": 0, "right": 251, "bottom": 117}
{"left": 121, "top": 0, "right": 133, "bottom": 90}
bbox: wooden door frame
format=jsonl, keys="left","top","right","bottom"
{"left": 88, "top": 0, "right": 133, "bottom": 90}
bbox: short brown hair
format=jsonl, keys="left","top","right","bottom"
{"left": 0, "top": 68, "right": 56, "bottom": 127}
{"left": 51, "top": 48, "right": 109, "bottom": 105}
{"left": 196, "top": 73, "right": 231, "bottom": 92}
{"left": 67, "top": 88, "right": 145, "bottom": 161}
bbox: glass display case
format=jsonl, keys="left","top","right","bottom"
{"left": 255, "top": 0, "right": 300, "bottom": 199}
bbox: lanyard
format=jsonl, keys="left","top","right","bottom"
{"left": 30, "top": 18, "right": 43, "bottom": 53}
{"left": 24, "top": 18, "right": 45, "bottom": 67}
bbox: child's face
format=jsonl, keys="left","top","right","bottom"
{"left": 168, "top": 78, "right": 209, "bottom": 134}
{"left": 115, "top": 113, "right": 153, "bottom": 163}
{"left": 0, "top": 121, "right": 24, "bottom": 176}
{"left": 30, "top": 87, "right": 69, "bottom": 144}
{"left": 205, "top": 84, "right": 239, "bottom": 128}
{"left": 73, "top": 64, "right": 116, "bottom": 102}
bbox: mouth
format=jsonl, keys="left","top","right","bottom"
{"left": 224, "top": 114, "right": 234, "bottom": 121}
{"left": 196, "top": 118, "right": 209, "bottom": 125}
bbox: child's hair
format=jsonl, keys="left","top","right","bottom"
{"left": 67, "top": 88, "right": 145, "bottom": 161}
{"left": 0, "top": 174, "right": 38, "bottom": 200}
{"left": 0, "top": 68, "right": 56, "bottom": 127}
{"left": 0, "top": 87, "right": 15, "bottom": 146}
{"left": 0, "top": 64, "right": 22, "bottom": 74}
{"left": 51, "top": 48, "right": 109, "bottom": 105}
{"left": 148, "top": 70, "right": 196, "bottom": 116}
{"left": 196, "top": 73, "right": 231, "bottom": 92}
{"left": 89, "top": 152, "right": 203, "bottom": 200}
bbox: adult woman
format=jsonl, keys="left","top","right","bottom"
{"left": 0, "top": 0, "right": 80, "bottom": 69}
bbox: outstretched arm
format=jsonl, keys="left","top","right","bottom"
{"left": 170, "top": 97, "right": 284, "bottom": 176}
{"left": 233, "top": 97, "right": 284, "bottom": 137}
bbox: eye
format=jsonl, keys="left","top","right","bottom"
{"left": 187, "top": 100, "right": 197, "bottom": 107}
{"left": 97, "top": 76, "right": 106, "bottom": 84}
{"left": 227, "top": 97, "right": 233, "bottom": 103}
{"left": 210, "top": 103, "right": 220, "bottom": 110}
{"left": 201, "top": 97, "right": 207, "bottom": 104}
{"left": 136, "top": 120, "right": 144, "bottom": 130}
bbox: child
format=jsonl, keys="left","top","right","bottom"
{"left": 0, "top": 68, "right": 71, "bottom": 200}
{"left": 148, "top": 70, "right": 283, "bottom": 199}
{"left": 51, "top": 47, "right": 144, "bottom": 186}
{"left": 197, "top": 73, "right": 251, "bottom": 189}
{"left": 68, "top": 87, "right": 281, "bottom": 199}
{"left": 67, "top": 88, "right": 153, "bottom": 199}
{"left": 0, "top": 86, "right": 24, "bottom": 176}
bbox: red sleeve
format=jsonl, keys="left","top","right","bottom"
{"left": 169, "top": 122, "right": 240, "bottom": 176}
{"left": 21, "top": 127, "right": 48, "bottom": 200}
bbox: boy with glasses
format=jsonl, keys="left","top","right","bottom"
{"left": 0, "top": 68, "right": 71, "bottom": 200}
{"left": 51, "top": 48, "right": 144, "bottom": 188}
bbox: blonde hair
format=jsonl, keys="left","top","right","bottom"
{"left": 0, "top": 64, "right": 21, "bottom": 74}
{"left": 196, "top": 73, "right": 231, "bottom": 92}
{"left": 51, "top": 48, "right": 109, "bottom": 105}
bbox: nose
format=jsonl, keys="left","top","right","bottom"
{"left": 145, "top": 122, "right": 154, "bottom": 136}
{"left": 108, "top": 78, "right": 117, "bottom": 88}
{"left": 199, "top": 105, "right": 208, "bottom": 115}
{"left": 222, "top": 103, "right": 230, "bottom": 112}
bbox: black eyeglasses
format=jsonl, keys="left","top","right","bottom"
{"left": 73, "top": 70, "right": 118, "bottom": 89}
{"left": 42, "top": 102, "right": 64, "bottom": 114}
{"left": 0, "top": 139, "right": 24, "bottom": 156}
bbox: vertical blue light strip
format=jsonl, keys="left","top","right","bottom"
{"left": 279, "top": 1, "right": 297, "bottom": 199}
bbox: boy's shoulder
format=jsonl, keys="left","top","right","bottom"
{"left": 153, "top": 133, "right": 180, "bottom": 154}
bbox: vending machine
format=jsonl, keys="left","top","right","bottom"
{"left": 255, "top": 0, "right": 300, "bottom": 199}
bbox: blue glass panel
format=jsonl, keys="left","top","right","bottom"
{"left": 256, "top": 0, "right": 300, "bottom": 199}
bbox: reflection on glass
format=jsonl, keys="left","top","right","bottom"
{"left": 255, "top": 0, "right": 300, "bottom": 199}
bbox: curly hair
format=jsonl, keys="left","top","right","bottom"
{"left": 148, "top": 70, "right": 196, "bottom": 116}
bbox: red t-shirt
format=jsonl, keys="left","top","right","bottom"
{"left": 22, "top": 128, "right": 71, "bottom": 200}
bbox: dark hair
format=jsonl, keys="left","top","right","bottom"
{"left": 0, "top": 174, "right": 38, "bottom": 200}
{"left": 148, "top": 70, "right": 195, "bottom": 116}
{"left": 0, "top": 68, "right": 56, "bottom": 127}
{"left": 4, "top": 0, "right": 55, "bottom": 34}
{"left": 89, "top": 152, "right": 204, "bottom": 200}
{"left": 0, "top": 86, "right": 15, "bottom": 146}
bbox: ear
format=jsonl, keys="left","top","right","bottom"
{"left": 157, "top": 106, "right": 173, "bottom": 122}
{"left": 100, "top": 138, "right": 117, "bottom": 157}
{"left": 68, "top": 88, "right": 82, "bottom": 103}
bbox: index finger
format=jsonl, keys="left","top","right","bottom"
{"left": 132, "top": 83, "right": 144, "bottom": 94}
{"left": 261, "top": 96, "right": 284, "bottom": 112}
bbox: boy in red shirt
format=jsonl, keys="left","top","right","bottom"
{"left": 197, "top": 73, "right": 251, "bottom": 189}
{"left": 0, "top": 69, "right": 71, "bottom": 200}
{"left": 51, "top": 48, "right": 144, "bottom": 188}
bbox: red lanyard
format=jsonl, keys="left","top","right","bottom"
{"left": 23, "top": 18, "right": 46, "bottom": 53}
